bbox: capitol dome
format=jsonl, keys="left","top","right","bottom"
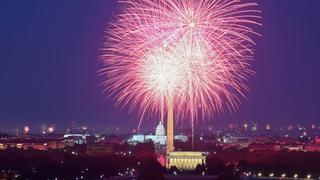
{"left": 155, "top": 121, "right": 165, "bottom": 136}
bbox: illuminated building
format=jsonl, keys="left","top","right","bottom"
{"left": 266, "top": 124, "right": 271, "bottom": 130}
{"left": 166, "top": 151, "right": 206, "bottom": 170}
{"left": 48, "top": 127, "right": 54, "bottom": 133}
{"left": 23, "top": 126, "right": 30, "bottom": 134}
{"left": 128, "top": 121, "right": 188, "bottom": 145}
{"left": 63, "top": 133, "right": 90, "bottom": 144}
{"left": 251, "top": 122, "right": 258, "bottom": 131}
{"left": 0, "top": 143, "right": 7, "bottom": 150}
{"left": 0, "top": 139, "right": 70, "bottom": 151}
{"left": 222, "top": 135, "right": 257, "bottom": 148}
{"left": 286, "top": 145, "right": 303, "bottom": 151}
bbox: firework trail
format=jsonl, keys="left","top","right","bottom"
{"left": 101, "top": 0, "right": 260, "bottom": 128}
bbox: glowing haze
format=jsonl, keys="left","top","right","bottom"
{"left": 101, "top": 0, "right": 260, "bottom": 125}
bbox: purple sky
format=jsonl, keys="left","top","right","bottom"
{"left": 0, "top": 0, "right": 320, "bottom": 132}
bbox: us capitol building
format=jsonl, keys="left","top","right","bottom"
{"left": 128, "top": 121, "right": 188, "bottom": 145}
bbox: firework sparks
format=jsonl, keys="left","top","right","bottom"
{"left": 101, "top": 0, "right": 260, "bottom": 125}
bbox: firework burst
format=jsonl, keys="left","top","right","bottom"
{"left": 101, "top": 0, "right": 260, "bottom": 126}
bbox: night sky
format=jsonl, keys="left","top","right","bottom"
{"left": 0, "top": 1, "right": 320, "bottom": 133}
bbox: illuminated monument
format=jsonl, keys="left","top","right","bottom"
{"left": 166, "top": 151, "right": 206, "bottom": 170}
{"left": 166, "top": 98, "right": 174, "bottom": 154}
{"left": 165, "top": 99, "right": 205, "bottom": 170}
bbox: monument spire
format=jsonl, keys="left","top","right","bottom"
{"left": 166, "top": 96, "right": 174, "bottom": 154}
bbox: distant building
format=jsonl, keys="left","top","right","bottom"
{"left": 0, "top": 143, "right": 7, "bottom": 150}
{"left": 285, "top": 144, "right": 303, "bottom": 151}
{"left": 63, "top": 133, "right": 90, "bottom": 144}
{"left": 166, "top": 151, "right": 206, "bottom": 170}
{"left": 128, "top": 121, "right": 188, "bottom": 145}
{"left": 222, "top": 135, "right": 256, "bottom": 148}
{"left": 0, "top": 139, "right": 71, "bottom": 151}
